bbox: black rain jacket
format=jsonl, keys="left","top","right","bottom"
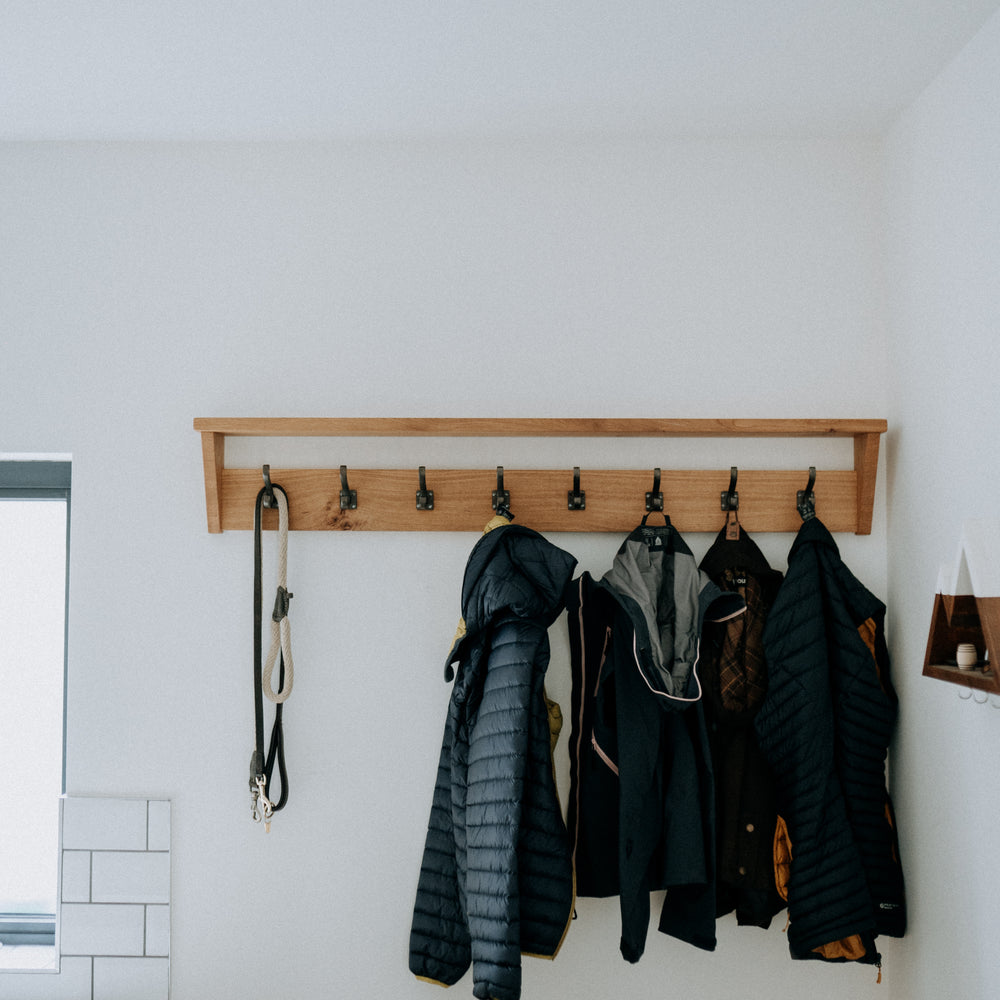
{"left": 565, "top": 515, "right": 744, "bottom": 962}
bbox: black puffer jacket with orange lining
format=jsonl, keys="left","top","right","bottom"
{"left": 754, "top": 517, "right": 905, "bottom": 967}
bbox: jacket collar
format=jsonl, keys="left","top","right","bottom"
{"left": 787, "top": 515, "right": 839, "bottom": 562}
{"left": 699, "top": 523, "right": 773, "bottom": 579}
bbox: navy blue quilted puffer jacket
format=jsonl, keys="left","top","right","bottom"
{"left": 409, "top": 520, "right": 577, "bottom": 1000}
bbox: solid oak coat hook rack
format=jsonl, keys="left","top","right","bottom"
{"left": 193, "top": 418, "right": 886, "bottom": 535}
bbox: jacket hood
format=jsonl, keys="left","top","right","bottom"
{"left": 445, "top": 523, "right": 577, "bottom": 680}
{"left": 600, "top": 516, "right": 743, "bottom": 703}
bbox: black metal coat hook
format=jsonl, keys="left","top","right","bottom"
{"left": 339, "top": 465, "right": 358, "bottom": 510}
{"left": 492, "top": 466, "right": 511, "bottom": 512}
{"left": 568, "top": 467, "right": 586, "bottom": 510}
{"left": 721, "top": 466, "right": 739, "bottom": 511}
{"left": 416, "top": 466, "right": 434, "bottom": 510}
{"left": 797, "top": 466, "right": 817, "bottom": 521}
{"left": 261, "top": 465, "right": 278, "bottom": 508}
{"left": 721, "top": 466, "right": 741, "bottom": 539}
{"left": 646, "top": 468, "right": 663, "bottom": 512}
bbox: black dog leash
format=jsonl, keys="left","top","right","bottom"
{"left": 250, "top": 475, "right": 293, "bottom": 831}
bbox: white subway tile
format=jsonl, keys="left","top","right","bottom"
{"left": 94, "top": 957, "right": 169, "bottom": 1000}
{"left": 60, "top": 904, "right": 145, "bottom": 957}
{"left": 92, "top": 852, "right": 170, "bottom": 904}
{"left": 62, "top": 797, "right": 147, "bottom": 851}
{"left": 0, "top": 957, "right": 92, "bottom": 1000}
{"left": 145, "top": 905, "right": 170, "bottom": 957}
{"left": 146, "top": 800, "right": 170, "bottom": 851}
{"left": 61, "top": 850, "right": 92, "bottom": 902}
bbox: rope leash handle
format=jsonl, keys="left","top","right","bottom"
{"left": 262, "top": 488, "right": 294, "bottom": 703}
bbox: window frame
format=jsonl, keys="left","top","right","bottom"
{"left": 0, "top": 459, "right": 71, "bottom": 947}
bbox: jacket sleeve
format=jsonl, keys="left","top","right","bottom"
{"left": 463, "top": 618, "right": 537, "bottom": 1000}
{"left": 409, "top": 713, "right": 473, "bottom": 986}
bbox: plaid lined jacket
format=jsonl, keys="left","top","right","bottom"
{"left": 698, "top": 524, "right": 785, "bottom": 928}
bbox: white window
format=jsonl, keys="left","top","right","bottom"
{"left": 0, "top": 459, "right": 70, "bottom": 947}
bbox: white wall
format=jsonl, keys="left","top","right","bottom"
{"left": 1, "top": 137, "right": 894, "bottom": 998}
{"left": 882, "top": 9, "right": 1000, "bottom": 1000}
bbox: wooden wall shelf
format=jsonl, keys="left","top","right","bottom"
{"left": 922, "top": 522, "right": 1000, "bottom": 693}
{"left": 193, "top": 417, "right": 886, "bottom": 535}
{"left": 923, "top": 594, "right": 1000, "bottom": 694}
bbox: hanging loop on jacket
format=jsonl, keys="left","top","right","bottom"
{"left": 640, "top": 510, "right": 671, "bottom": 527}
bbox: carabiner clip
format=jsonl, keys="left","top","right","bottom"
{"left": 251, "top": 775, "right": 274, "bottom": 829}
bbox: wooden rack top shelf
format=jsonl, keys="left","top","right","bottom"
{"left": 194, "top": 417, "right": 886, "bottom": 439}
{"left": 194, "top": 417, "right": 886, "bottom": 535}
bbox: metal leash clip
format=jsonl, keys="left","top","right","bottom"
{"left": 251, "top": 775, "right": 275, "bottom": 832}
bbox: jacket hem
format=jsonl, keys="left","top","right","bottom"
{"left": 547, "top": 873, "right": 577, "bottom": 960}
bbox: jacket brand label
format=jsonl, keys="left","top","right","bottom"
{"left": 641, "top": 528, "right": 664, "bottom": 549}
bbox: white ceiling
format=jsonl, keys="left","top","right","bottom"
{"left": 2, "top": 1, "right": 999, "bottom": 140}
